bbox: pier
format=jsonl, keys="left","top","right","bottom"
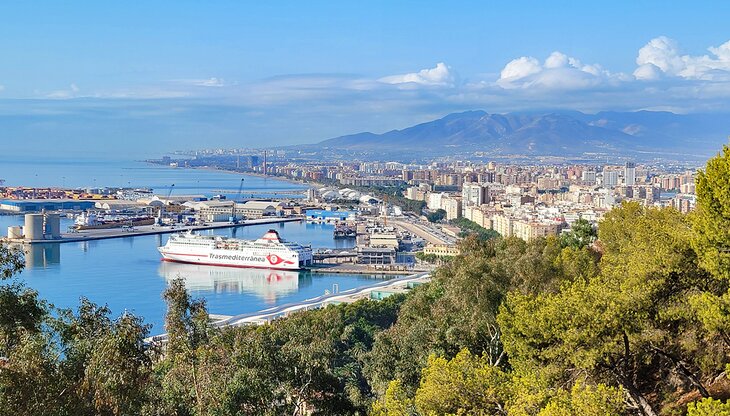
{"left": 209, "top": 189, "right": 305, "bottom": 196}
{"left": 147, "top": 272, "right": 431, "bottom": 343}
{"left": 6, "top": 216, "right": 305, "bottom": 245}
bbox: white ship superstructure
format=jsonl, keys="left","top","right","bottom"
{"left": 158, "top": 229, "right": 313, "bottom": 270}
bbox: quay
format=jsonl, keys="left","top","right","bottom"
{"left": 5, "top": 216, "right": 305, "bottom": 245}
{"left": 147, "top": 272, "right": 431, "bottom": 343}
{"left": 310, "top": 263, "right": 432, "bottom": 275}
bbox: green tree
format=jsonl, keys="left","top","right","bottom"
{"left": 158, "top": 277, "right": 212, "bottom": 415}
{"left": 414, "top": 349, "right": 508, "bottom": 416}
{"left": 371, "top": 380, "right": 415, "bottom": 416}
{"left": 558, "top": 218, "right": 596, "bottom": 249}
{"left": 81, "top": 313, "right": 153, "bottom": 416}
{"left": 0, "top": 281, "right": 46, "bottom": 355}
{"left": 0, "top": 242, "right": 23, "bottom": 279}
{"left": 0, "top": 331, "right": 65, "bottom": 416}
{"left": 687, "top": 398, "right": 730, "bottom": 416}
{"left": 367, "top": 236, "right": 578, "bottom": 397}
{"left": 427, "top": 209, "right": 446, "bottom": 223}
{"left": 692, "top": 145, "right": 730, "bottom": 280}
{"left": 499, "top": 204, "right": 719, "bottom": 416}
{"left": 450, "top": 217, "right": 500, "bottom": 241}
{"left": 536, "top": 382, "right": 625, "bottom": 416}
{"left": 0, "top": 242, "right": 45, "bottom": 356}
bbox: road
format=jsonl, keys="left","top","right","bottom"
{"left": 390, "top": 218, "right": 454, "bottom": 245}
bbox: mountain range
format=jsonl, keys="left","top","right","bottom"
{"left": 312, "top": 110, "right": 730, "bottom": 158}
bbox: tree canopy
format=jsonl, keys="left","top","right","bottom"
{"left": 692, "top": 144, "right": 730, "bottom": 280}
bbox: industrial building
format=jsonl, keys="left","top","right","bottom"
{"left": 192, "top": 200, "right": 283, "bottom": 222}
{"left": 357, "top": 246, "right": 397, "bottom": 265}
{"left": 6, "top": 213, "right": 62, "bottom": 241}
{"left": 0, "top": 199, "right": 96, "bottom": 213}
{"left": 305, "top": 209, "right": 356, "bottom": 221}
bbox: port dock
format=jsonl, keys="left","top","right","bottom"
{"left": 6, "top": 216, "right": 305, "bottom": 245}
{"left": 310, "top": 263, "right": 431, "bottom": 275}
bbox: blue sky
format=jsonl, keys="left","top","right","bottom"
{"left": 0, "top": 1, "right": 729, "bottom": 157}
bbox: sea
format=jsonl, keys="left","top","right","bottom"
{"left": 0, "top": 157, "right": 387, "bottom": 331}
{"left": 0, "top": 155, "right": 303, "bottom": 198}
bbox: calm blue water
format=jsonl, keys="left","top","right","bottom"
{"left": 0, "top": 157, "right": 303, "bottom": 198}
{"left": 0, "top": 159, "right": 390, "bottom": 331}
{"left": 0, "top": 216, "right": 371, "bottom": 330}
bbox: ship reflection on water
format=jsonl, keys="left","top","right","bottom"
{"left": 158, "top": 262, "right": 311, "bottom": 304}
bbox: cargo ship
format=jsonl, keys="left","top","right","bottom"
{"left": 158, "top": 229, "right": 313, "bottom": 270}
{"left": 73, "top": 212, "right": 155, "bottom": 230}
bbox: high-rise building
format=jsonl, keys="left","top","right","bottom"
{"left": 461, "top": 183, "right": 489, "bottom": 207}
{"left": 624, "top": 162, "right": 636, "bottom": 186}
{"left": 441, "top": 197, "right": 462, "bottom": 220}
{"left": 603, "top": 170, "right": 619, "bottom": 188}
{"left": 581, "top": 170, "right": 597, "bottom": 184}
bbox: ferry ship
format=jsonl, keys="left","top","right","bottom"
{"left": 158, "top": 229, "right": 313, "bottom": 270}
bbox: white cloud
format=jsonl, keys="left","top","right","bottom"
{"left": 46, "top": 83, "right": 80, "bottom": 99}
{"left": 379, "top": 62, "right": 456, "bottom": 87}
{"left": 95, "top": 88, "right": 192, "bottom": 99}
{"left": 497, "top": 51, "right": 622, "bottom": 89}
{"left": 635, "top": 36, "right": 730, "bottom": 81}
{"left": 17, "top": 36, "right": 730, "bottom": 118}
{"left": 544, "top": 52, "right": 569, "bottom": 69}
{"left": 633, "top": 63, "right": 664, "bottom": 81}
{"left": 499, "top": 57, "right": 542, "bottom": 81}
{"left": 175, "top": 77, "right": 227, "bottom": 87}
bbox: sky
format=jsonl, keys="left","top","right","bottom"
{"left": 0, "top": 1, "right": 729, "bottom": 158}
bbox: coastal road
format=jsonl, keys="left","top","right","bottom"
{"left": 220, "top": 272, "right": 430, "bottom": 326}
{"left": 389, "top": 219, "right": 453, "bottom": 245}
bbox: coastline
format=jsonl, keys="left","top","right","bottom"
{"left": 146, "top": 161, "right": 321, "bottom": 189}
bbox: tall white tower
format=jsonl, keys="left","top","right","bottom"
{"left": 624, "top": 162, "right": 636, "bottom": 186}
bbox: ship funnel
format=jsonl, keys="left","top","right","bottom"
{"left": 260, "top": 229, "right": 283, "bottom": 242}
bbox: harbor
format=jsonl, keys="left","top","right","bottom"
{"left": 0, "top": 163, "right": 452, "bottom": 332}
{"left": 1, "top": 217, "right": 395, "bottom": 331}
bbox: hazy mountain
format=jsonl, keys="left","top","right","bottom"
{"left": 315, "top": 110, "right": 730, "bottom": 157}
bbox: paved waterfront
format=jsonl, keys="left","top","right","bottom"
{"left": 148, "top": 272, "right": 430, "bottom": 342}
{"left": 15, "top": 216, "right": 304, "bottom": 244}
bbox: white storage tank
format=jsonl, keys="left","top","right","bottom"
{"left": 24, "top": 214, "right": 44, "bottom": 240}
{"left": 7, "top": 226, "right": 22, "bottom": 239}
{"left": 44, "top": 213, "right": 61, "bottom": 239}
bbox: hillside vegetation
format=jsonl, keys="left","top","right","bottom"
{"left": 0, "top": 146, "right": 729, "bottom": 415}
